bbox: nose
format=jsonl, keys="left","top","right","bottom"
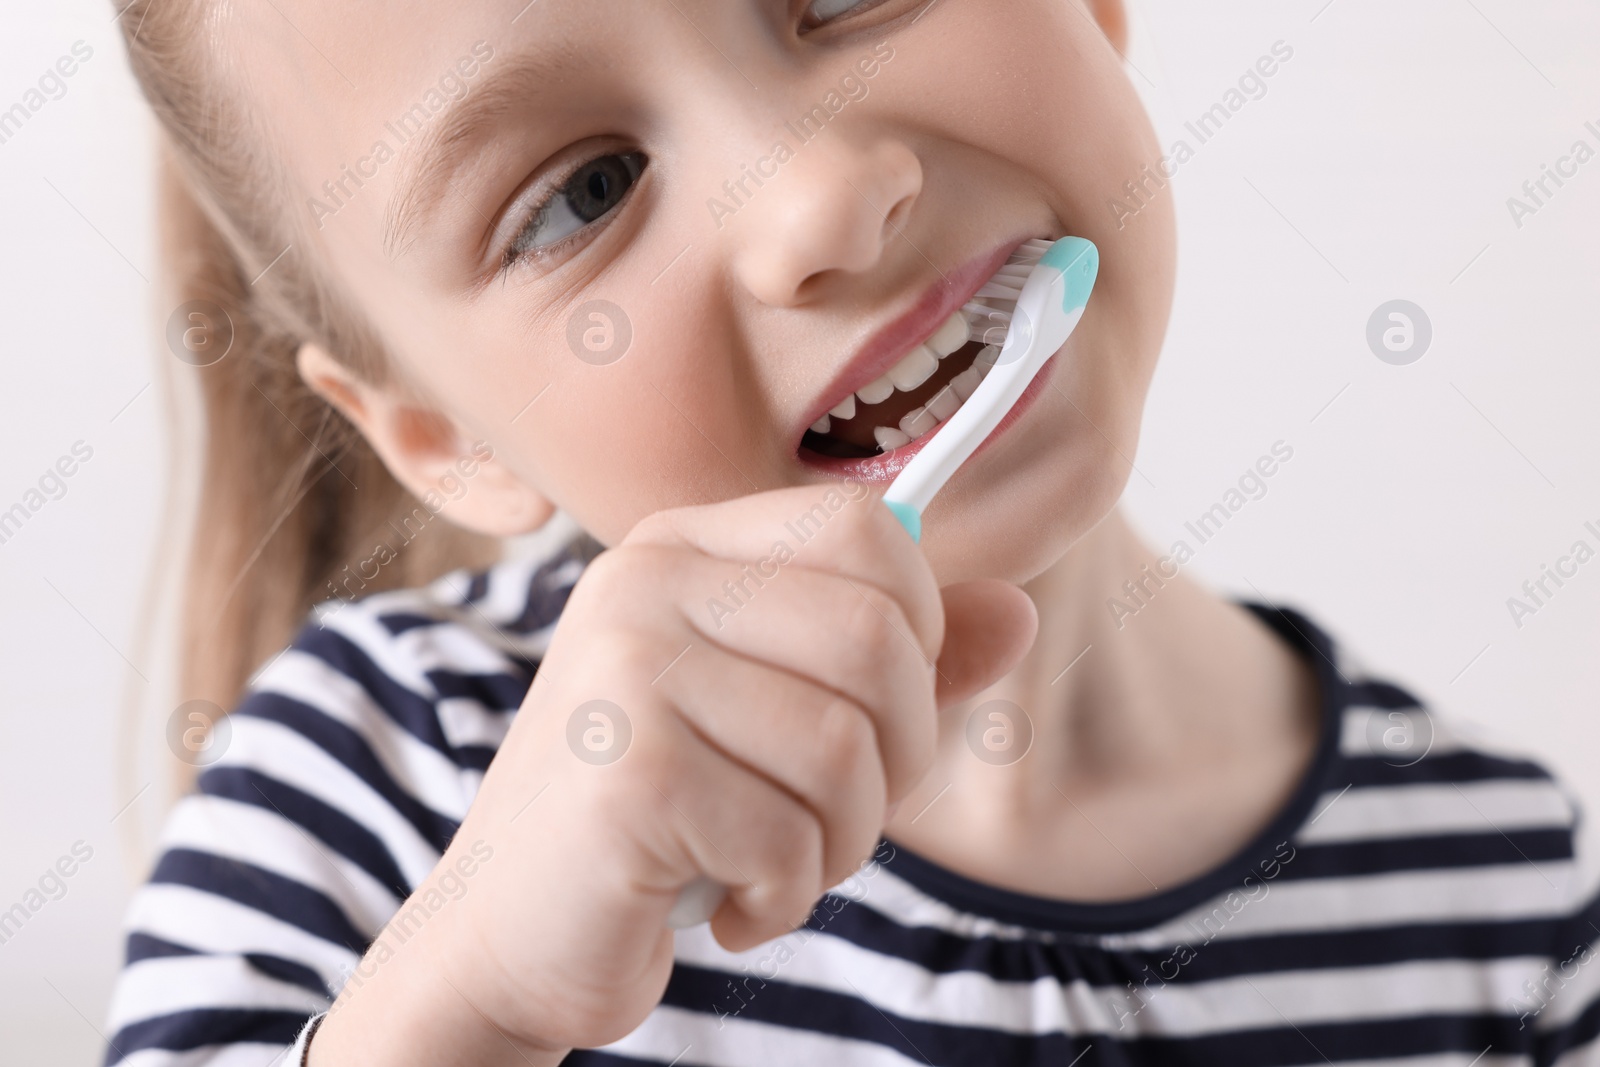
{"left": 728, "top": 132, "right": 923, "bottom": 308}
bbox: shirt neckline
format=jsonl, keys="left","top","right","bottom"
{"left": 877, "top": 601, "right": 1350, "bottom": 936}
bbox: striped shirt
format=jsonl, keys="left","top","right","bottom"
{"left": 105, "top": 535, "right": 1600, "bottom": 1066}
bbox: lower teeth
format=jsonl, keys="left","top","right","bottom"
{"left": 808, "top": 343, "right": 997, "bottom": 457}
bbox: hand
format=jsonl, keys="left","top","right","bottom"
{"left": 310, "top": 484, "right": 1035, "bottom": 1064}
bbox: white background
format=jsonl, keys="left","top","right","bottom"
{"left": 0, "top": 0, "right": 1595, "bottom": 1060}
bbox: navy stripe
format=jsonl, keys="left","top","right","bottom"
{"left": 1340, "top": 751, "right": 1554, "bottom": 788}
{"left": 235, "top": 691, "right": 461, "bottom": 852}
{"left": 288, "top": 625, "right": 455, "bottom": 754}
{"left": 1344, "top": 678, "right": 1427, "bottom": 710}
{"left": 427, "top": 666, "right": 532, "bottom": 711}
{"left": 377, "top": 611, "right": 452, "bottom": 636}
{"left": 124, "top": 932, "right": 199, "bottom": 964}
{"left": 150, "top": 849, "right": 367, "bottom": 955}
{"left": 1537, "top": 993, "right": 1600, "bottom": 1066}
{"left": 505, "top": 552, "right": 585, "bottom": 634}
{"left": 454, "top": 744, "right": 498, "bottom": 773}
{"left": 1122, "top": 1013, "right": 1519, "bottom": 1067}
{"left": 106, "top": 1008, "right": 310, "bottom": 1064}
{"left": 245, "top": 952, "right": 332, "bottom": 997}
{"left": 563, "top": 1053, "right": 702, "bottom": 1066}
{"left": 199, "top": 766, "right": 411, "bottom": 899}
{"left": 798, "top": 895, "right": 1581, "bottom": 986}
{"left": 1278, "top": 829, "right": 1574, "bottom": 879}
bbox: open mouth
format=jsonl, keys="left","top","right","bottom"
{"left": 799, "top": 308, "right": 1001, "bottom": 460}
{"left": 793, "top": 241, "right": 1043, "bottom": 470}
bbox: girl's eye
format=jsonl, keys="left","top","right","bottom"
{"left": 504, "top": 151, "right": 646, "bottom": 268}
{"left": 801, "top": 0, "right": 887, "bottom": 29}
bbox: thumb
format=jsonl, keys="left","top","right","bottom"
{"left": 933, "top": 579, "right": 1038, "bottom": 710}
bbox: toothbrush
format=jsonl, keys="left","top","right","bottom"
{"left": 664, "top": 236, "right": 1099, "bottom": 930}
{"left": 881, "top": 235, "right": 1099, "bottom": 542}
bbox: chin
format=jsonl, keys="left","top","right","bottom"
{"left": 919, "top": 405, "right": 1136, "bottom": 587}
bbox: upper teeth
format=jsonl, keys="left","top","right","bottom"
{"left": 814, "top": 240, "right": 1049, "bottom": 454}
{"left": 854, "top": 309, "right": 971, "bottom": 407}
{"left": 895, "top": 346, "right": 996, "bottom": 443}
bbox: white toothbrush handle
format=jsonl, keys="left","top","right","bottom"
{"left": 883, "top": 237, "right": 1096, "bottom": 536}
{"left": 666, "top": 875, "right": 725, "bottom": 929}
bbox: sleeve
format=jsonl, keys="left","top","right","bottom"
{"left": 101, "top": 604, "right": 476, "bottom": 1066}
{"left": 1533, "top": 806, "right": 1600, "bottom": 1066}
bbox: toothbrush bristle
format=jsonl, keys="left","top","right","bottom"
{"left": 960, "top": 237, "right": 1056, "bottom": 342}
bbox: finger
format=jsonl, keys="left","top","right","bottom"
{"left": 657, "top": 640, "right": 888, "bottom": 889}
{"left": 549, "top": 693, "right": 828, "bottom": 951}
{"left": 624, "top": 484, "right": 945, "bottom": 663}
{"left": 652, "top": 548, "right": 938, "bottom": 799}
{"left": 935, "top": 580, "right": 1039, "bottom": 709}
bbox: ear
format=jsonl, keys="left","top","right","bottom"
{"left": 296, "top": 342, "right": 556, "bottom": 538}
{"left": 1085, "top": 0, "right": 1129, "bottom": 56}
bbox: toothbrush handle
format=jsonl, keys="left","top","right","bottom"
{"left": 667, "top": 876, "right": 725, "bottom": 928}
{"left": 882, "top": 499, "right": 923, "bottom": 543}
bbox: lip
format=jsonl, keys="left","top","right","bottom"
{"left": 798, "top": 339, "right": 1061, "bottom": 485}
{"left": 793, "top": 235, "right": 1038, "bottom": 450}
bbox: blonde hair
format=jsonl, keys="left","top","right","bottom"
{"left": 121, "top": 3, "right": 497, "bottom": 716}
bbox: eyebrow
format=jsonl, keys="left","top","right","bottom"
{"left": 383, "top": 44, "right": 585, "bottom": 259}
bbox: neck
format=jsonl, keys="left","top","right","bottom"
{"left": 884, "top": 507, "right": 1320, "bottom": 900}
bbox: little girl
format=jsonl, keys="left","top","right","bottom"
{"left": 106, "top": 0, "right": 1599, "bottom": 1064}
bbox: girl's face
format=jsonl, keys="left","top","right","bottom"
{"left": 235, "top": 0, "right": 1174, "bottom": 585}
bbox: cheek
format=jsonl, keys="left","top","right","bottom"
{"left": 875, "top": 2, "right": 1176, "bottom": 383}
{"left": 449, "top": 308, "right": 756, "bottom": 545}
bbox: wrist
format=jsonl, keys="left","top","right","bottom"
{"left": 308, "top": 883, "right": 568, "bottom": 1066}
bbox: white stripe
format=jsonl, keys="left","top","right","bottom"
{"left": 1552, "top": 1036, "right": 1600, "bottom": 1067}
{"left": 125, "top": 884, "right": 358, "bottom": 989}
{"left": 391, "top": 619, "right": 525, "bottom": 679}
{"left": 1099, "top": 862, "right": 1581, "bottom": 950}
{"left": 213, "top": 716, "right": 443, "bottom": 888}
{"left": 107, "top": 955, "right": 327, "bottom": 1034}
{"left": 1530, "top": 930, "right": 1600, "bottom": 1031}
{"left": 115, "top": 1043, "right": 302, "bottom": 1067}
{"left": 845, "top": 865, "right": 1047, "bottom": 942}
{"left": 159, "top": 795, "right": 400, "bottom": 935}
{"left": 308, "top": 602, "right": 439, "bottom": 702}
{"left": 604, "top": 1002, "right": 927, "bottom": 1067}
{"left": 435, "top": 697, "right": 514, "bottom": 750}
{"left": 1339, "top": 704, "right": 1469, "bottom": 759}
{"left": 1297, "top": 779, "right": 1575, "bottom": 844}
{"left": 254, "top": 649, "right": 470, "bottom": 820}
